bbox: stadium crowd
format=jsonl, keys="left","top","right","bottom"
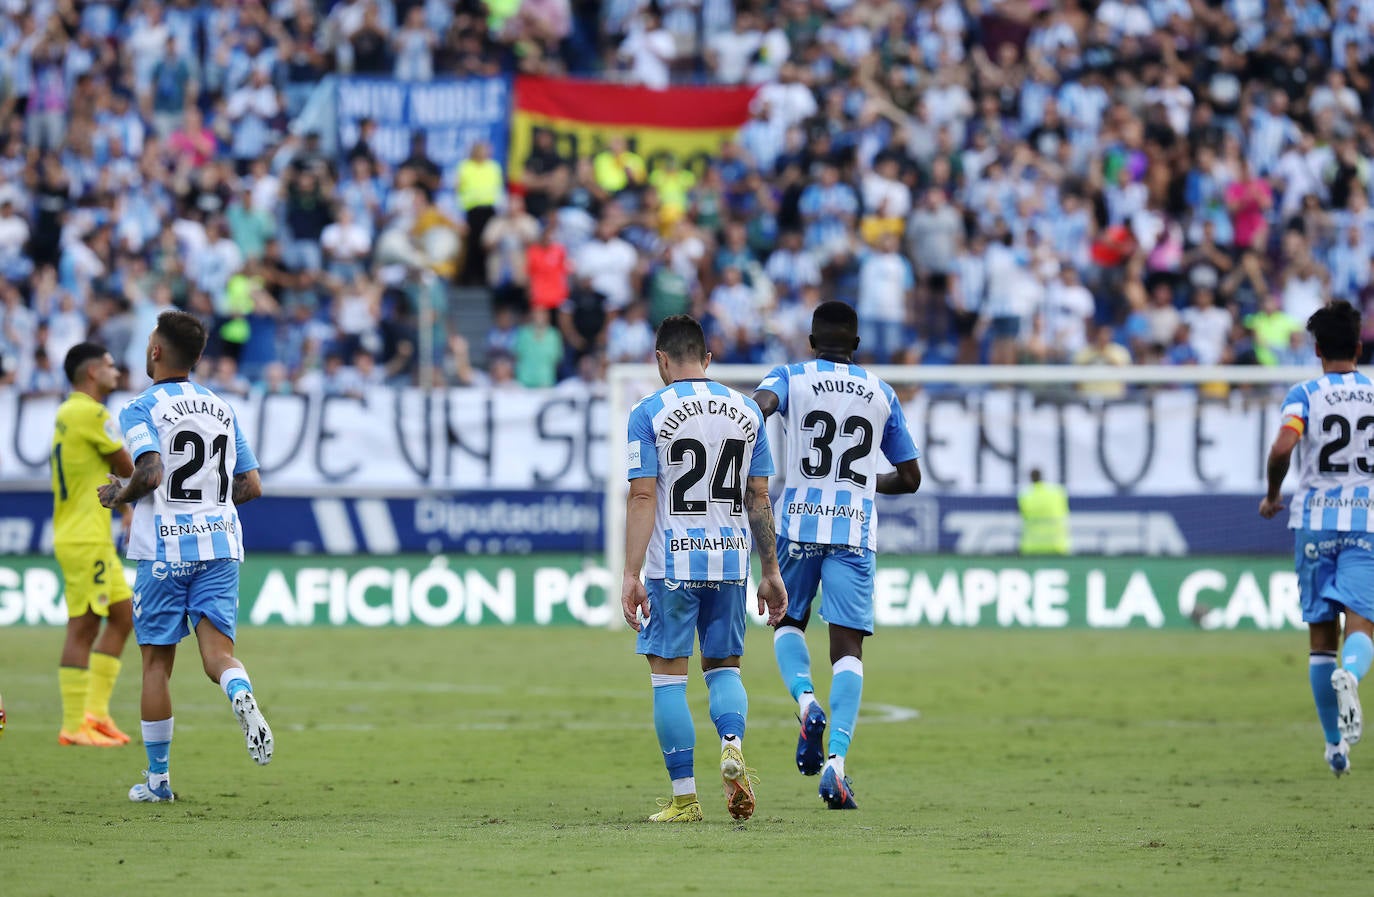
{"left": 2, "top": 0, "right": 1374, "bottom": 396}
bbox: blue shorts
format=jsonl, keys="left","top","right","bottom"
{"left": 636, "top": 579, "right": 747, "bottom": 660}
{"left": 778, "top": 537, "right": 876, "bottom": 635}
{"left": 133, "top": 559, "right": 241, "bottom": 646}
{"left": 1294, "top": 529, "right": 1374, "bottom": 624}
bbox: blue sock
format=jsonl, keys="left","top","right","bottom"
{"left": 219, "top": 667, "right": 251, "bottom": 703}
{"left": 651, "top": 675, "right": 695, "bottom": 782}
{"left": 828, "top": 656, "right": 864, "bottom": 758}
{"left": 1311, "top": 653, "right": 1342, "bottom": 744}
{"left": 1343, "top": 632, "right": 1374, "bottom": 680}
{"left": 141, "top": 717, "right": 173, "bottom": 776}
{"left": 774, "top": 626, "right": 814, "bottom": 703}
{"left": 704, "top": 667, "right": 747, "bottom": 741}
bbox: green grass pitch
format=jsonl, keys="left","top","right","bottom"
{"left": 4, "top": 625, "right": 1373, "bottom": 896}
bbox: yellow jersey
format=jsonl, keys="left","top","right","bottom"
{"left": 51, "top": 391, "right": 123, "bottom": 546}
{"left": 456, "top": 159, "right": 503, "bottom": 210}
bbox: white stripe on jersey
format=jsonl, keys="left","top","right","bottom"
{"left": 120, "top": 380, "right": 256, "bottom": 562}
{"left": 626, "top": 379, "right": 774, "bottom": 581}
{"left": 757, "top": 360, "right": 920, "bottom": 552}
{"left": 1283, "top": 370, "right": 1374, "bottom": 532}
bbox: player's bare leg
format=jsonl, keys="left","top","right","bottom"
{"left": 196, "top": 618, "right": 273, "bottom": 765}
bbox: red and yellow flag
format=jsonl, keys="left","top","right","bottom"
{"left": 509, "top": 76, "right": 758, "bottom": 181}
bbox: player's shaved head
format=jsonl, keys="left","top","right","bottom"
{"left": 655, "top": 315, "right": 708, "bottom": 363}
{"left": 1309, "top": 300, "right": 1361, "bottom": 362}
{"left": 152, "top": 309, "right": 208, "bottom": 374}
{"left": 63, "top": 342, "right": 109, "bottom": 385}
{"left": 809, "top": 301, "right": 860, "bottom": 357}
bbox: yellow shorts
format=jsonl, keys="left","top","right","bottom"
{"left": 55, "top": 542, "right": 132, "bottom": 618}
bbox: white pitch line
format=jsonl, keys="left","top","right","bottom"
{"left": 0, "top": 673, "right": 921, "bottom": 731}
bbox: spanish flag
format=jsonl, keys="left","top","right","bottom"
{"left": 508, "top": 76, "right": 758, "bottom": 180}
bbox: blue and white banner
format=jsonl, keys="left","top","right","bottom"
{"left": 873, "top": 494, "right": 1290, "bottom": 556}
{"left": 335, "top": 76, "right": 511, "bottom": 176}
{"left": 0, "top": 383, "right": 1305, "bottom": 496}
{"left": 0, "top": 491, "right": 602, "bottom": 556}
{"left": 268, "top": 492, "right": 604, "bottom": 555}
{"left": 1, "top": 388, "right": 606, "bottom": 491}
{"left": 0, "top": 490, "right": 1287, "bottom": 557}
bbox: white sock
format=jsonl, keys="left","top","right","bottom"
{"left": 721, "top": 734, "right": 742, "bottom": 751}
{"left": 827, "top": 753, "right": 845, "bottom": 778}
{"left": 799, "top": 691, "right": 817, "bottom": 715}
{"left": 671, "top": 776, "right": 696, "bottom": 797}
{"left": 218, "top": 666, "right": 251, "bottom": 698}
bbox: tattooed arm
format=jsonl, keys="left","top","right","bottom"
{"left": 746, "top": 475, "right": 787, "bottom": 626}
{"left": 98, "top": 452, "right": 163, "bottom": 509}
{"left": 232, "top": 469, "right": 263, "bottom": 506}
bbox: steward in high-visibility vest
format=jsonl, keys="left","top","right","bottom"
{"left": 1018, "top": 469, "right": 1070, "bottom": 555}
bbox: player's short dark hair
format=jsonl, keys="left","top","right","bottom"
{"left": 813, "top": 300, "right": 858, "bottom": 334}
{"left": 1308, "top": 300, "right": 1361, "bottom": 362}
{"left": 63, "top": 342, "right": 108, "bottom": 385}
{"left": 155, "top": 309, "right": 208, "bottom": 371}
{"left": 655, "top": 315, "right": 708, "bottom": 363}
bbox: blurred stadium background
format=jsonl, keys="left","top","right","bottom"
{"left": 5, "top": 4, "right": 1364, "bottom": 891}
{"left": 0, "top": 0, "right": 1347, "bottom": 632}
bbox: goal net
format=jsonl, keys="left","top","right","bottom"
{"left": 604, "top": 363, "right": 1311, "bottom": 580}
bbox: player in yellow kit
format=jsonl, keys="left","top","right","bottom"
{"left": 52, "top": 343, "right": 135, "bottom": 746}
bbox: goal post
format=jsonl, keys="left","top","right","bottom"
{"left": 605, "top": 363, "right": 1313, "bottom": 581}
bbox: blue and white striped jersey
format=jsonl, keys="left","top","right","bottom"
{"left": 1281, "top": 370, "right": 1374, "bottom": 531}
{"left": 627, "top": 380, "right": 774, "bottom": 581}
{"left": 756, "top": 361, "right": 920, "bottom": 551}
{"left": 119, "top": 379, "right": 259, "bottom": 562}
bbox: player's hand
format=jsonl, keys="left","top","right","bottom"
{"left": 97, "top": 474, "right": 122, "bottom": 510}
{"left": 622, "top": 572, "right": 649, "bottom": 632}
{"left": 1259, "top": 495, "right": 1285, "bottom": 519}
{"left": 757, "top": 572, "right": 788, "bottom": 627}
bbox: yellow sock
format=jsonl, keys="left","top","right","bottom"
{"left": 86, "top": 653, "right": 122, "bottom": 721}
{"left": 59, "top": 667, "right": 89, "bottom": 733}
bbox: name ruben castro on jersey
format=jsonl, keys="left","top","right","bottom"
{"left": 656, "top": 397, "right": 759, "bottom": 441}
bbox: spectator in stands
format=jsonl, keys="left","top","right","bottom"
{"left": 1074, "top": 324, "right": 1133, "bottom": 398}
{"left": 394, "top": 6, "right": 437, "bottom": 82}
{"left": 706, "top": 263, "right": 763, "bottom": 362}
{"left": 618, "top": 6, "right": 674, "bottom": 91}
{"left": 528, "top": 217, "right": 572, "bottom": 315}
{"left": 12, "top": 0, "right": 1374, "bottom": 397}
{"left": 522, "top": 129, "right": 570, "bottom": 221}
{"left": 284, "top": 168, "right": 332, "bottom": 273}
{"left": 1246, "top": 293, "right": 1302, "bottom": 367}
{"left": 576, "top": 215, "right": 639, "bottom": 313}
{"left": 593, "top": 135, "right": 646, "bottom": 200}
{"left": 1040, "top": 266, "right": 1096, "bottom": 364}
{"left": 1181, "top": 288, "right": 1234, "bottom": 367}
{"left": 856, "top": 232, "right": 915, "bottom": 364}
{"left": 320, "top": 205, "right": 371, "bottom": 282}
{"left": 457, "top": 140, "right": 504, "bottom": 285}
{"left": 482, "top": 191, "right": 540, "bottom": 310}
{"left": 513, "top": 306, "right": 563, "bottom": 388}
